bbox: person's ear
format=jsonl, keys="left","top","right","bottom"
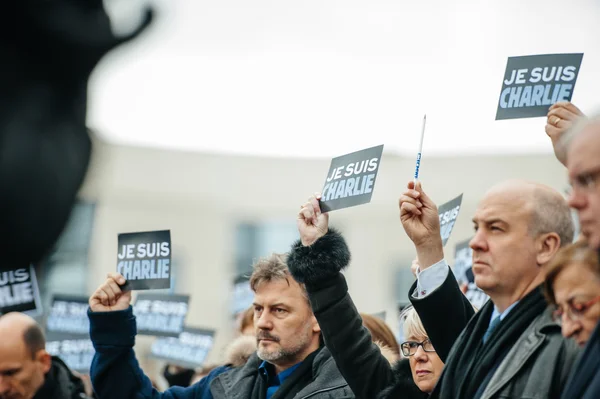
{"left": 36, "top": 350, "right": 52, "bottom": 374}
{"left": 311, "top": 314, "right": 321, "bottom": 334}
{"left": 536, "top": 232, "right": 561, "bottom": 266}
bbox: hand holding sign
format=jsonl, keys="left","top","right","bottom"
{"left": 89, "top": 273, "right": 131, "bottom": 312}
{"left": 399, "top": 181, "right": 444, "bottom": 268}
{"left": 298, "top": 194, "right": 329, "bottom": 246}
{"left": 545, "top": 102, "right": 585, "bottom": 165}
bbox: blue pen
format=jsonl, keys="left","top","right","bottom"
{"left": 413, "top": 114, "right": 427, "bottom": 186}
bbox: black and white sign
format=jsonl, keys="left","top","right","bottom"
{"left": 46, "top": 295, "right": 90, "bottom": 335}
{"left": 0, "top": 265, "right": 42, "bottom": 315}
{"left": 150, "top": 327, "right": 215, "bottom": 368}
{"left": 438, "top": 194, "right": 463, "bottom": 247}
{"left": 453, "top": 239, "right": 489, "bottom": 309}
{"left": 133, "top": 293, "right": 189, "bottom": 337}
{"left": 496, "top": 53, "right": 584, "bottom": 120}
{"left": 46, "top": 332, "right": 94, "bottom": 373}
{"left": 319, "top": 145, "right": 384, "bottom": 212}
{"left": 117, "top": 230, "right": 172, "bottom": 290}
{"left": 231, "top": 275, "right": 254, "bottom": 315}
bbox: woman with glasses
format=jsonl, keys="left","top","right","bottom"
{"left": 544, "top": 240, "right": 600, "bottom": 347}
{"left": 400, "top": 307, "right": 444, "bottom": 394}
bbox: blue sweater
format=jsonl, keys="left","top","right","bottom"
{"left": 89, "top": 306, "right": 228, "bottom": 398}
{"left": 89, "top": 307, "right": 302, "bottom": 399}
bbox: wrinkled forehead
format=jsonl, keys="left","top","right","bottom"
{"left": 253, "top": 278, "right": 309, "bottom": 308}
{"left": 474, "top": 187, "right": 533, "bottom": 224}
{"left": 0, "top": 341, "right": 29, "bottom": 369}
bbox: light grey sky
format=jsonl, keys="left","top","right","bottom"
{"left": 90, "top": 0, "right": 600, "bottom": 158}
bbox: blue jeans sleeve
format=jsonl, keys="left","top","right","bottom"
{"left": 88, "top": 307, "right": 226, "bottom": 399}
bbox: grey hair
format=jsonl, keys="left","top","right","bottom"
{"left": 558, "top": 111, "right": 600, "bottom": 156}
{"left": 249, "top": 253, "right": 309, "bottom": 303}
{"left": 529, "top": 186, "right": 574, "bottom": 247}
{"left": 402, "top": 307, "right": 427, "bottom": 340}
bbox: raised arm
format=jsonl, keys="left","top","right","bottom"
{"left": 88, "top": 273, "right": 215, "bottom": 399}
{"left": 287, "top": 194, "right": 396, "bottom": 399}
{"left": 399, "top": 181, "right": 475, "bottom": 362}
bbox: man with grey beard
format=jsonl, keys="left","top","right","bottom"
{"left": 86, "top": 254, "right": 354, "bottom": 399}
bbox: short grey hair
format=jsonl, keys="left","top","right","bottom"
{"left": 558, "top": 111, "right": 600, "bottom": 157}
{"left": 529, "top": 186, "right": 574, "bottom": 247}
{"left": 249, "top": 253, "right": 309, "bottom": 302}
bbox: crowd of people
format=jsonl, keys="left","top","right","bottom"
{"left": 0, "top": 101, "right": 598, "bottom": 398}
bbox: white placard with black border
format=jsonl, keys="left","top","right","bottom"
{"left": 319, "top": 145, "right": 384, "bottom": 212}
{"left": 0, "top": 265, "right": 42, "bottom": 316}
{"left": 46, "top": 332, "right": 94, "bottom": 374}
{"left": 46, "top": 295, "right": 90, "bottom": 335}
{"left": 438, "top": 194, "right": 463, "bottom": 247}
{"left": 133, "top": 293, "right": 189, "bottom": 337}
{"left": 453, "top": 238, "right": 489, "bottom": 310}
{"left": 117, "top": 230, "right": 172, "bottom": 290}
{"left": 232, "top": 275, "right": 254, "bottom": 316}
{"left": 150, "top": 327, "right": 215, "bottom": 368}
{"left": 496, "top": 53, "right": 584, "bottom": 120}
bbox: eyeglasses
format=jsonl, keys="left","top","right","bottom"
{"left": 552, "top": 295, "right": 600, "bottom": 325}
{"left": 567, "top": 166, "right": 600, "bottom": 195}
{"left": 400, "top": 338, "right": 435, "bottom": 357}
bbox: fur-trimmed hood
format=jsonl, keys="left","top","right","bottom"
{"left": 223, "top": 334, "right": 257, "bottom": 367}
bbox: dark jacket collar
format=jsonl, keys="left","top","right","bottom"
{"left": 33, "top": 356, "right": 88, "bottom": 399}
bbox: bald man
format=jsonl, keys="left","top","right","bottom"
{"left": 0, "top": 312, "right": 90, "bottom": 399}
{"left": 398, "top": 180, "right": 579, "bottom": 399}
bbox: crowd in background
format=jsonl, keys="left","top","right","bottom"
{"left": 2, "top": 102, "right": 599, "bottom": 398}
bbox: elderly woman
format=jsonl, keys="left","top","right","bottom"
{"left": 544, "top": 240, "right": 600, "bottom": 347}
{"left": 400, "top": 307, "right": 445, "bottom": 394}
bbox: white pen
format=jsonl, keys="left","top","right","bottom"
{"left": 413, "top": 114, "right": 427, "bottom": 186}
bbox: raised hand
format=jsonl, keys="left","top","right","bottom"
{"left": 545, "top": 101, "right": 585, "bottom": 165}
{"left": 89, "top": 272, "right": 132, "bottom": 312}
{"left": 297, "top": 193, "right": 329, "bottom": 246}
{"left": 399, "top": 181, "right": 444, "bottom": 268}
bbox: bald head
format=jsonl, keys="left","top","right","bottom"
{"left": 471, "top": 180, "right": 574, "bottom": 309}
{"left": 483, "top": 180, "right": 573, "bottom": 247}
{"left": 0, "top": 313, "right": 45, "bottom": 359}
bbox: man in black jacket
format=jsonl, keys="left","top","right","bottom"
{"left": 286, "top": 195, "right": 433, "bottom": 399}
{"left": 87, "top": 254, "right": 354, "bottom": 399}
{"left": 398, "top": 179, "right": 579, "bottom": 399}
{"left": 0, "top": 312, "right": 91, "bottom": 399}
{"left": 547, "top": 103, "right": 600, "bottom": 399}
{"left": 289, "top": 179, "right": 579, "bottom": 399}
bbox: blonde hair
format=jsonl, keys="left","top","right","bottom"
{"left": 402, "top": 307, "right": 428, "bottom": 339}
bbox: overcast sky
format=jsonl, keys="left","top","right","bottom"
{"left": 89, "top": 0, "right": 600, "bottom": 158}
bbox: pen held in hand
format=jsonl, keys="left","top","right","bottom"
{"left": 413, "top": 114, "right": 427, "bottom": 186}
